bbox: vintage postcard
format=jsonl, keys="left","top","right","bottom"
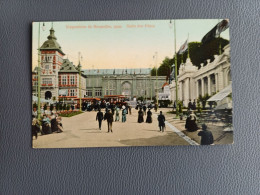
{"left": 32, "top": 19, "right": 232, "bottom": 148}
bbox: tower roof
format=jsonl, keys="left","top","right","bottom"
{"left": 40, "top": 27, "right": 65, "bottom": 55}
{"left": 59, "top": 59, "right": 87, "bottom": 78}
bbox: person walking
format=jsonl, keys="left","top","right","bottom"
{"left": 32, "top": 115, "right": 40, "bottom": 139}
{"left": 157, "top": 111, "right": 166, "bottom": 132}
{"left": 96, "top": 109, "right": 104, "bottom": 130}
{"left": 128, "top": 105, "right": 132, "bottom": 115}
{"left": 104, "top": 109, "right": 114, "bottom": 133}
{"left": 192, "top": 99, "right": 196, "bottom": 110}
{"left": 154, "top": 103, "right": 158, "bottom": 112}
{"left": 122, "top": 108, "right": 127, "bottom": 123}
{"left": 146, "top": 108, "right": 152, "bottom": 123}
{"left": 198, "top": 124, "right": 214, "bottom": 145}
{"left": 115, "top": 107, "right": 120, "bottom": 122}
{"left": 138, "top": 108, "right": 144, "bottom": 123}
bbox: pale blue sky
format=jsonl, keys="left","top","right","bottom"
{"left": 32, "top": 19, "right": 229, "bottom": 69}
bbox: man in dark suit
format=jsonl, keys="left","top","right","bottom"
{"left": 104, "top": 109, "right": 114, "bottom": 133}
{"left": 198, "top": 124, "right": 214, "bottom": 145}
{"left": 157, "top": 111, "right": 166, "bottom": 132}
{"left": 96, "top": 109, "right": 104, "bottom": 130}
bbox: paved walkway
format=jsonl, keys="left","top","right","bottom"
{"left": 164, "top": 109, "right": 233, "bottom": 145}
{"left": 33, "top": 109, "right": 189, "bottom": 148}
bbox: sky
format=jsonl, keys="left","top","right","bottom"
{"left": 32, "top": 19, "right": 230, "bottom": 70}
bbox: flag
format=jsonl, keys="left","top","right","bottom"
{"left": 201, "top": 19, "right": 229, "bottom": 44}
{"left": 178, "top": 39, "right": 188, "bottom": 54}
{"left": 201, "top": 25, "right": 217, "bottom": 44}
{"left": 216, "top": 19, "right": 229, "bottom": 37}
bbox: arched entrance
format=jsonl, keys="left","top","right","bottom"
{"left": 121, "top": 82, "right": 131, "bottom": 99}
{"left": 45, "top": 91, "right": 52, "bottom": 100}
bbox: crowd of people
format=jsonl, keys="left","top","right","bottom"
{"left": 95, "top": 102, "right": 166, "bottom": 133}
{"left": 32, "top": 100, "right": 214, "bottom": 145}
{"left": 32, "top": 111, "right": 63, "bottom": 140}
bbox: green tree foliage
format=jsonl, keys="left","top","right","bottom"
{"left": 157, "top": 57, "right": 174, "bottom": 77}
{"left": 151, "top": 38, "right": 229, "bottom": 76}
{"left": 151, "top": 67, "right": 156, "bottom": 76}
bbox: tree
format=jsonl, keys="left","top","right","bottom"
{"left": 150, "top": 67, "right": 157, "bottom": 76}
{"left": 154, "top": 38, "right": 229, "bottom": 76}
{"left": 157, "top": 57, "right": 174, "bottom": 78}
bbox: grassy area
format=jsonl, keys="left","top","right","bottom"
{"left": 58, "top": 111, "right": 83, "bottom": 117}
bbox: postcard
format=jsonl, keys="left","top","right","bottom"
{"left": 32, "top": 19, "right": 232, "bottom": 148}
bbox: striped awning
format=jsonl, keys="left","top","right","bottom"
{"left": 207, "top": 84, "right": 232, "bottom": 102}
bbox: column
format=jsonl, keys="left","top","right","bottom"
{"left": 195, "top": 80, "right": 198, "bottom": 99}
{"left": 185, "top": 79, "right": 190, "bottom": 106}
{"left": 101, "top": 78, "right": 106, "bottom": 97}
{"left": 116, "top": 78, "right": 120, "bottom": 95}
{"left": 215, "top": 73, "right": 218, "bottom": 92}
{"left": 179, "top": 81, "right": 182, "bottom": 101}
{"left": 207, "top": 76, "right": 211, "bottom": 95}
{"left": 132, "top": 77, "right": 136, "bottom": 97}
{"left": 218, "top": 71, "right": 224, "bottom": 91}
{"left": 200, "top": 78, "right": 204, "bottom": 96}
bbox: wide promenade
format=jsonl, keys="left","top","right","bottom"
{"left": 33, "top": 108, "right": 190, "bottom": 148}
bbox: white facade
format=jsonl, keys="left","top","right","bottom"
{"left": 170, "top": 44, "right": 231, "bottom": 107}
{"left": 158, "top": 85, "right": 171, "bottom": 100}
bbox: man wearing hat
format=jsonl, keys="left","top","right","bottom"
{"left": 96, "top": 109, "right": 104, "bottom": 130}
{"left": 104, "top": 109, "right": 114, "bottom": 133}
{"left": 157, "top": 111, "right": 166, "bottom": 132}
{"left": 198, "top": 124, "right": 214, "bottom": 145}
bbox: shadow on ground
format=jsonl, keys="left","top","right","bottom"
{"left": 119, "top": 131, "right": 188, "bottom": 146}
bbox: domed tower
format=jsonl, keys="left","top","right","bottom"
{"left": 40, "top": 26, "right": 65, "bottom": 100}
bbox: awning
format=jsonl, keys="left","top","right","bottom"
{"left": 207, "top": 84, "right": 232, "bottom": 102}
{"left": 59, "top": 89, "right": 68, "bottom": 96}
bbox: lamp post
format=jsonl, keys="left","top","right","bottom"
{"left": 154, "top": 52, "right": 159, "bottom": 106}
{"left": 169, "top": 19, "right": 179, "bottom": 116}
{"left": 37, "top": 22, "right": 45, "bottom": 120}
{"left": 78, "top": 52, "right": 82, "bottom": 111}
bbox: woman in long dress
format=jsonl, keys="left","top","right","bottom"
{"left": 186, "top": 111, "right": 198, "bottom": 132}
{"left": 50, "top": 112, "right": 58, "bottom": 132}
{"left": 146, "top": 109, "right": 152, "bottom": 123}
{"left": 115, "top": 107, "right": 120, "bottom": 122}
{"left": 138, "top": 108, "right": 144, "bottom": 123}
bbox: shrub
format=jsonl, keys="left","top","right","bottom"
{"left": 59, "top": 111, "right": 83, "bottom": 117}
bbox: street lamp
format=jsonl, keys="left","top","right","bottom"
{"left": 169, "top": 19, "right": 179, "bottom": 116}
{"left": 37, "top": 22, "right": 45, "bottom": 120}
{"left": 154, "top": 52, "right": 159, "bottom": 106}
{"left": 78, "top": 53, "right": 83, "bottom": 111}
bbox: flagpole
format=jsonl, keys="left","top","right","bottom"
{"left": 78, "top": 52, "right": 82, "bottom": 112}
{"left": 187, "top": 33, "right": 190, "bottom": 59}
{"left": 37, "top": 23, "right": 41, "bottom": 120}
{"left": 174, "top": 20, "right": 179, "bottom": 116}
